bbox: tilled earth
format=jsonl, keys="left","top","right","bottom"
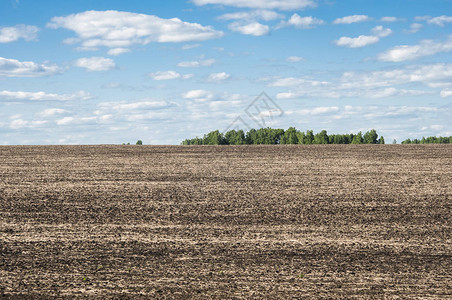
{"left": 0, "top": 145, "right": 451, "bottom": 298}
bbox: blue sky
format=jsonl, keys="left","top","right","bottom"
{"left": 0, "top": 0, "right": 451, "bottom": 144}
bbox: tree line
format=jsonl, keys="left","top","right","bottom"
{"left": 181, "top": 128, "right": 385, "bottom": 145}
{"left": 401, "top": 136, "right": 452, "bottom": 144}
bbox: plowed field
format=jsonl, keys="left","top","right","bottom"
{"left": 0, "top": 145, "right": 451, "bottom": 298}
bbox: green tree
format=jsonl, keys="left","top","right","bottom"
{"left": 203, "top": 130, "right": 226, "bottom": 145}
{"left": 351, "top": 132, "right": 363, "bottom": 144}
{"left": 296, "top": 131, "right": 305, "bottom": 144}
{"left": 136, "top": 140, "right": 143, "bottom": 145}
{"left": 314, "top": 130, "right": 329, "bottom": 144}
{"left": 392, "top": 139, "right": 397, "bottom": 144}
{"left": 304, "top": 130, "right": 314, "bottom": 144}
{"left": 379, "top": 136, "right": 385, "bottom": 144}
{"left": 364, "top": 129, "right": 378, "bottom": 144}
{"left": 224, "top": 130, "right": 246, "bottom": 145}
{"left": 401, "top": 139, "right": 411, "bottom": 144}
{"left": 246, "top": 129, "right": 258, "bottom": 144}
{"left": 280, "top": 127, "right": 298, "bottom": 144}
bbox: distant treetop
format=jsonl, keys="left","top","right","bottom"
{"left": 181, "top": 128, "right": 387, "bottom": 145}
{"left": 182, "top": 128, "right": 451, "bottom": 145}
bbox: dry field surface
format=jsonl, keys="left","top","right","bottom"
{"left": 0, "top": 145, "right": 451, "bottom": 298}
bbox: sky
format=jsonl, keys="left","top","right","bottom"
{"left": 0, "top": 0, "right": 451, "bottom": 145}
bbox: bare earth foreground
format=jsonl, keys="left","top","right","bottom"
{"left": 0, "top": 145, "right": 451, "bottom": 298}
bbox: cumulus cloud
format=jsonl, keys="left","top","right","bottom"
{"left": 183, "top": 89, "right": 214, "bottom": 100}
{"left": 0, "top": 90, "right": 92, "bottom": 101}
{"left": 377, "top": 35, "right": 452, "bottom": 62}
{"left": 37, "top": 108, "right": 68, "bottom": 117}
{"left": 340, "top": 63, "right": 452, "bottom": 89}
{"left": 149, "top": 70, "right": 181, "bottom": 80}
{"left": 56, "top": 116, "right": 97, "bottom": 126}
{"left": 270, "top": 77, "right": 329, "bottom": 87}
{"left": 181, "top": 44, "right": 201, "bottom": 50}
{"left": 0, "top": 56, "right": 61, "bottom": 77}
{"left": 100, "top": 100, "right": 173, "bottom": 111}
{"left": 335, "top": 35, "right": 379, "bottom": 48}
{"left": 192, "top": 0, "right": 317, "bottom": 10}
{"left": 335, "top": 26, "right": 392, "bottom": 48}
{"left": 207, "top": 72, "right": 231, "bottom": 82}
{"left": 297, "top": 106, "right": 340, "bottom": 115}
{"left": 228, "top": 22, "right": 269, "bottom": 36}
{"left": 407, "top": 23, "right": 423, "bottom": 33}
{"left": 0, "top": 25, "right": 39, "bottom": 43}
{"left": 277, "top": 13, "right": 324, "bottom": 29}
{"left": 107, "top": 48, "right": 130, "bottom": 56}
{"left": 268, "top": 63, "right": 452, "bottom": 100}
{"left": 47, "top": 10, "right": 223, "bottom": 54}
{"left": 440, "top": 89, "right": 452, "bottom": 97}
{"left": 427, "top": 15, "right": 452, "bottom": 26}
{"left": 333, "top": 15, "right": 370, "bottom": 24}
{"left": 74, "top": 57, "right": 116, "bottom": 71}
{"left": 177, "top": 58, "right": 216, "bottom": 67}
{"left": 380, "top": 16, "right": 401, "bottom": 22}
{"left": 10, "top": 119, "right": 47, "bottom": 130}
{"left": 286, "top": 56, "right": 305, "bottom": 62}
{"left": 371, "top": 25, "right": 392, "bottom": 37}
{"left": 218, "top": 10, "right": 284, "bottom": 21}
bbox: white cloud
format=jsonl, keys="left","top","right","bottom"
{"left": 207, "top": 72, "right": 231, "bottom": 82}
{"left": 0, "top": 56, "right": 61, "bottom": 77}
{"left": 297, "top": 106, "right": 340, "bottom": 115}
{"left": 183, "top": 89, "right": 214, "bottom": 100}
{"left": 276, "top": 86, "right": 428, "bottom": 100}
{"left": 181, "top": 43, "right": 201, "bottom": 50}
{"left": 340, "top": 63, "right": 452, "bottom": 88}
{"left": 414, "top": 15, "right": 431, "bottom": 21}
{"left": 286, "top": 56, "right": 305, "bottom": 62}
{"left": 149, "top": 70, "right": 181, "bottom": 80}
{"left": 333, "top": 15, "right": 370, "bottom": 24}
{"left": 228, "top": 22, "right": 269, "bottom": 36}
{"left": 421, "top": 124, "right": 444, "bottom": 131}
{"left": 0, "top": 25, "right": 39, "bottom": 43}
{"left": 192, "top": 0, "right": 317, "bottom": 10}
{"left": 380, "top": 16, "right": 401, "bottom": 22}
{"left": 377, "top": 35, "right": 452, "bottom": 62}
{"left": 440, "top": 89, "right": 452, "bottom": 97}
{"left": 105, "top": 101, "right": 172, "bottom": 110}
{"left": 367, "top": 87, "right": 427, "bottom": 98}
{"left": 278, "top": 14, "right": 324, "bottom": 29}
{"left": 0, "top": 90, "right": 92, "bottom": 101}
{"left": 269, "top": 63, "right": 452, "bottom": 100}
{"left": 372, "top": 25, "right": 392, "bottom": 38}
{"left": 218, "top": 10, "right": 284, "bottom": 21}
{"left": 270, "top": 77, "right": 329, "bottom": 87}
{"left": 10, "top": 119, "right": 47, "bottom": 129}
{"left": 427, "top": 15, "right": 452, "bottom": 26}
{"left": 47, "top": 10, "right": 223, "bottom": 54}
{"left": 74, "top": 57, "right": 116, "bottom": 71}
{"left": 107, "top": 48, "right": 130, "bottom": 56}
{"left": 335, "top": 26, "right": 392, "bottom": 48}
{"left": 177, "top": 58, "right": 216, "bottom": 67}
{"left": 335, "top": 35, "right": 379, "bottom": 48}
{"left": 56, "top": 117, "right": 74, "bottom": 125}
{"left": 55, "top": 116, "right": 98, "bottom": 126}
{"left": 408, "top": 23, "right": 423, "bottom": 33}
{"left": 37, "top": 108, "right": 68, "bottom": 117}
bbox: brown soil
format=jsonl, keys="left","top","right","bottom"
{"left": 0, "top": 145, "right": 451, "bottom": 298}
